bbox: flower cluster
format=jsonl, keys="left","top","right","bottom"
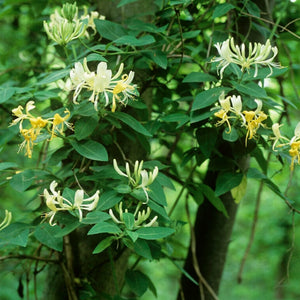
{"left": 212, "top": 37, "right": 281, "bottom": 79}
{"left": 43, "top": 2, "right": 104, "bottom": 45}
{"left": 109, "top": 202, "right": 158, "bottom": 229}
{"left": 271, "top": 122, "right": 300, "bottom": 171}
{"left": 43, "top": 181, "right": 100, "bottom": 226}
{"left": 113, "top": 159, "right": 159, "bottom": 202}
{"left": 0, "top": 210, "right": 12, "bottom": 231}
{"left": 66, "top": 58, "right": 137, "bottom": 111}
{"left": 214, "top": 92, "right": 267, "bottom": 146}
{"left": 10, "top": 101, "right": 72, "bottom": 158}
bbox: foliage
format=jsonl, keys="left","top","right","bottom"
{"left": 0, "top": 0, "right": 300, "bottom": 299}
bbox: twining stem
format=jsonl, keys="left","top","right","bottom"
{"left": 185, "top": 194, "right": 219, "bottom": 300}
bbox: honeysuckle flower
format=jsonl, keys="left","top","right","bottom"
{"left": 43, "top": 180, "right": 100, "bottom": 226}
{"left": 80, "top": 7, "right": 105, "bottom": 38}
{"left": 0, "top": 210, "right": 12, "bottom": 231}
{"left": 214, "top": 92, "right": 233, "bottom": 133}
{"left": 212, "top": 37, "right": 281, "bottom": 79}
{"left": 111, "top": 72, "right": 136, "bottom": 112}
{"left": 49, "top": 109, "right": 73, "bottom": 140}
{"left": 68, "top": 58, "right": 137, "bottom": 111}
{"left": 10, "top": 101, "right": 36, "bottom": 129}
{"left": 43, "top": 3, "right": 86, "bottom": 46}
{"left": 113, "top": 159, "right": 159, "bottom": 202}
{"left": 10, "top": 101, "right": 73, "bottom": 157}
{"left": 242, "top": 99, "right": 267, "bottom": 146}
{"left": 109, "top": 201, "right": 158, "bottom": 229}
{"left": 271, "top": 123, "right": 289, "bottom": 151}
{"left": 19, "top": 128, "right": 37, "bottom": 158}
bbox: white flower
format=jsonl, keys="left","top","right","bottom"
{"left": 43, "top": 3, "right": 86, "bottom": 46}
{"left": 212, "top": 37, "right": 281, "bottom": 79}
{"left": 109, "top": 202, "right": 158, "bottom": 229}
{"left": 43, "top": 181, "right": 100, "bottom": 225}
{"left": 0, "top": 210, "right": 12, "bottom": 231}
{"left": 67, "top": 58, "right": 137, "bottom": 111}
{"left": 113, "top": 159, "right": 159, "bottom": 202}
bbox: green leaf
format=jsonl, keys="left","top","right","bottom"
{"left": 156, "top": 173, "right": 175, "bottom": 190}
{"left": 54, "top": 220, "right": 81, "bottom": 237}
{"left": 133, "top": 238, "right": 152, "bottom": 259}
{"left": 160, "top": 113, "right": 189, "bottom": 124}
{"left": 149, "top": 180, "right": 167, "bottom": 206}
{"left": 82, "top": 211, "right": 111, "bottom": 224}
{"left": 213, "top": 3, "right": 235, "bottom": 19}
{"left": 126, "top": 230, "right": 139, "bottom": 242}
{"left": 245, "top": 1, "right": 260, "bottom": 17}
{"left": 231, "top": 175, "right": 247, "bottom": 204}
{"left": 37, "top": 69, "right": 70, "bottom": 85}
{"left": 231, "top": 81, "right": 267, "bottom": 99}
{"left": 114, "top": 35, "right": 155, "bottom": 46}
{"left": 88, "top": 222, "right": 122, "bottom": 235}
{"left": 0, "top": 162, "right": 18, "bottom": 171}
{"left": 182, "top": 30, "right": 201, "bottom": 39}
{"left": 136, "top": 227, "right": 175, "bottom": 240}
{"left": 0, "top": 87, "right": 15, "bottom": 104}
{"left": 215, "top": 171, "right": 243, "bottom": 197}
{"left": 112, "top": 112, "right": 152, "bottom": 137}
{"left": 128, "top": 19, "right": 167, "bottom": 33}
{"left": 97, "top": 190, "right": 123, "bottom": 210}
{"left": 0, "top": 223, "right": 30, "bottom": 247}
{"left": 125, "top": 270, "right": 150, "bottom": 297}
{"left": 34, "top": 224, "right": 63, "bottom": 251}
{"left": 70, "top": 139, "right": 108, "bottom": 161}
{"left": 198, "top": 184, "right": 229, "bottom": 217}
{"left": 196, "top": 127, "right": 218, "bottom": 158}
{"left": 94, "top": 19, "right": 127, "bottom": 40}
{"left": 192, "top": 87, "right": 232, "bottom": 111}
{"left": 9, "top": 169, "right": 35, "bottom": 192}
{"left": 123, "top": 213, "right": 135, "bottom": 230}
{"left": 190, "top": 109, "right": 215, "bottom": 124}
{"left": 148, "top": 200, "right": 169, "bottom": 219}
{"left": 114, "top": 184, "right": 132, "bottom": 194}
{"left": 93, "top": 236, "right": 115, "bottom": 254}
{"left": 74, "top": 116, "right": 98, "bottom": 141}
{"left": 143, "top": 50, "right": 168, "bottom": 69}
{"left": 222, "top": 127, "right": 239, "bottom": 142}
{"left": 183, "top": 72, "right": 217, "bottom": 83}
{"left": 86, "top": 53, "right": 107, "bottom": 62}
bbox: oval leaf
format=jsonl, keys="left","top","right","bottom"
{"left": 70, "top": 139, "right": 108, "bottom": 161}
{"left": 136, "top": 227, "right": 175, "bottom": 240}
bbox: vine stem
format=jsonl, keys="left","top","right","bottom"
{"left": 185, "top": 194, "right": 219, "bottom": 300}
{"left": 168, "top": 164, "right": 197, "bottom": 217}
{"left": 237, "top": 178, "right": 264, "bottom": 283}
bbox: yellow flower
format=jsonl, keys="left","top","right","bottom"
{"left": 19, "top": 128, "right": 37, "bottom": 158}
{"left": 11, "top": 101, "right": 73, "bottom": 158}
{"left": 242, "top": 100, "right": 267, "bottom": 146}
{"left": 49, "top": 109, "right": 73, "bottom": 140}
{"left": 214, "top": 91, "right": 233, "bottom": 133}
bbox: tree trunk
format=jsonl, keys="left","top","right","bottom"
{"left": 43, "top": 1, "right": 157, "bottom": 298}
{"left": 179, "top": 1, "right": 274, "bottom": 298}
